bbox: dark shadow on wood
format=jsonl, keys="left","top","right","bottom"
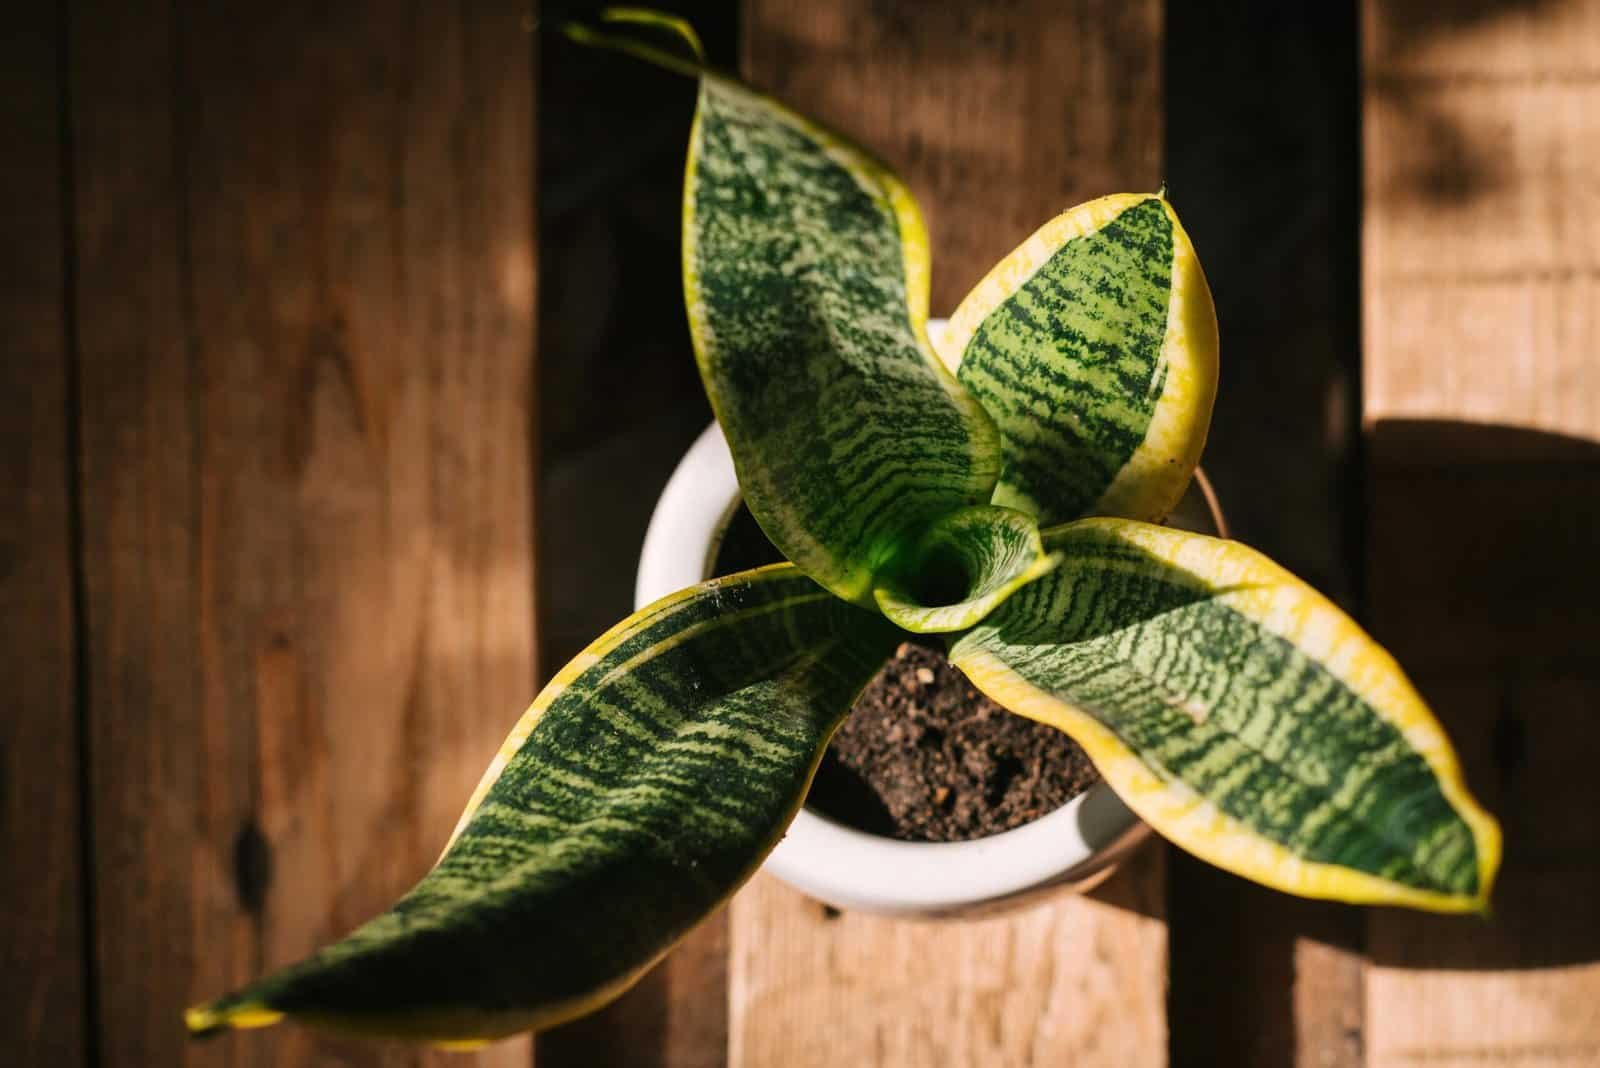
{"left": 1164, "top": 3, "right": 1366, "bottom": 1065}
{"left": 1367, "top": 418, "right": 1600, "bottom": 972}
{"left": 1, "top": 4, "right": 90, "bottom": 1064}
{"left": 1085, "top": 837, "right": 1166, "bottom": 921}
{"left": 535, "top": 5, "right": 737, "bottom": 1066}
{"left": 1366, "top": 0, "right": 1564, "bottom": 209}
{"left": 538, "top": 972, "right": 670, "bottom": 1067}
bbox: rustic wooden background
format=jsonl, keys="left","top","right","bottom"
{"left": 6, "top": 1, "right": 1597, "bottom": 1066}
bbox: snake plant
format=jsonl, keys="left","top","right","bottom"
{"left": 187, "top": 11, "right": 1499, "bottom": 1048}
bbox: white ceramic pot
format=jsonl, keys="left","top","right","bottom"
{"left": 634, "top": 325, "right": 1226, "bottom": 916}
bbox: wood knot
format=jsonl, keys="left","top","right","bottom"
{"left": 233, "top": 820, "right": 273, "bottom": 915}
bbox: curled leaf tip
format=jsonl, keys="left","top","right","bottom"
{"left": 873, "top": 507, "right": 1059, "bottom": 634}
{"left": 185, "top": 1000, "right": 283, "bottom": 1038}
{"left": 559, "top": 6, "right": 708, "bottom": 79}
{"left": 600, "top": 6, "right": 706, "bottom": 60}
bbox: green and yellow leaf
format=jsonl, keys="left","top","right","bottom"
{"left": 874, "top": 505, "right": 1060, "bottom": 634}
{"left": 685, "top": 74, "right": 1001, "bottom": 605}
{"left": 942, "top": 193, "right": 1219, "bottom": 527}
{"left": 948, "top": 520, "right": 1500, "bottom": 913}
{"left": 187, "top": 565, "right": 898, "bottom": 1045}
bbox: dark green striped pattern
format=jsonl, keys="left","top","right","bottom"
{"left": 689, "top": 76, "right": 998, "bottom": 603}
{"left": 194, "top": 566, "right": 898, "bottom": 1037}
{"left": 957, "top": 197, "right": 1174, "bottom": 525}
{"left": 949, "top": 524, "right": 1480, "bottom": 897}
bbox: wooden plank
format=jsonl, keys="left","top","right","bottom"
{"left": 1162, "top": 7, "right": 1366, "bottom": 1066}
{"left": 1363, "top": 2, "right": 1600, "bottom": 446}
{"left": 1362, "top": 2, "right": 1600, "bottom": 1065}
{"left": 732, "top": 849, "right": 1166, "bottom": 1068}
{"left": 731, "top": 4, "right": 1166, "bottom": 1065}
{"left": 0, "top": 3, "right": 87, "bottom": 1064}
{"left": 68, "top": 2, "right": 537, "bottom": 1064}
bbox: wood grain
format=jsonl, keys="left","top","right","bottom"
{"left": 1, "top": 3, "right": 87, "bottom": 1064}
{"left": 1364, "top": 0, "right": 1600, "bottom": 447}
{"left": 68, "top": 2, "right": 537, "bottom": 1064}
{"left": 1362, "top": 1, "right": 1600, "bottom": 1065}
{"left": 726, "top": 4, "right": 1167, "bottom": 1065}
{"left": 732, "top": 850, "right": 1166, "bottom": 1068}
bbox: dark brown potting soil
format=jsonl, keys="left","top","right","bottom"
{"left": 711, "top": 501, "right": 1101, "bottom": 842}
{"left": 808, "top": 642, "right": 1101, "bottom": 841}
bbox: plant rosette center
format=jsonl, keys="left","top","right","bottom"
{"left": 873, "top": 505, "right": 1061, "bottom": 634}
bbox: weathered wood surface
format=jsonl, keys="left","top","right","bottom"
{"left": 1, "top": 3, "right": 87, "bottom": 1065}
{"left": 66, "top": 2, "right": 537, "bottom": 1065}
{"left": 1362, "top": 1, "right": 1600, "bottom": 1065}
{"left": 731, "top": 848, "right": 1166, "bottom": 1068}
{"left": 18, "top": 0, "right": 1600, "bottom": 1062}
{"left": 729, "top": 4, "right": 1168, "bottom": 1065}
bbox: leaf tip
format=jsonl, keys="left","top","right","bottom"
{"left": 599, "top": 6, "right": 706, "bottom": 61}
{"left": 185, "top": 999, "right": 283, "bottom": 1038}
{"left": 557, "top": 5, "right": 708, "bottom": 79}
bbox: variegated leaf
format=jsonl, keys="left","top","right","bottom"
{"left": 942, "top": 194, "right": 1219, "bottom": 526}
{"left": 874, "top": 505, "right": 1061, "bottom": 634}
{"left": 187, "top": 565, "right": 898, "bottom": 1045}
{"left": 685, "top": 74, "right": 1003, "bottom": 605}
{"left": 948, "top": 520, "right": 1500, "bottom": 913}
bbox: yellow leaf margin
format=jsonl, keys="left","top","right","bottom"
{"left": 951, "top": 519, "right": 1501, "bottom": 913}
{"left": 940, "top": 193, "right": 1220, "bottom": 524}
{"left": 680, "top": 74, "right": 999, "bottom": 602}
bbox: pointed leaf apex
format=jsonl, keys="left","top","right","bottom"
{"left": 185, "top": 1000, "right": 284, "bottom": 1037}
